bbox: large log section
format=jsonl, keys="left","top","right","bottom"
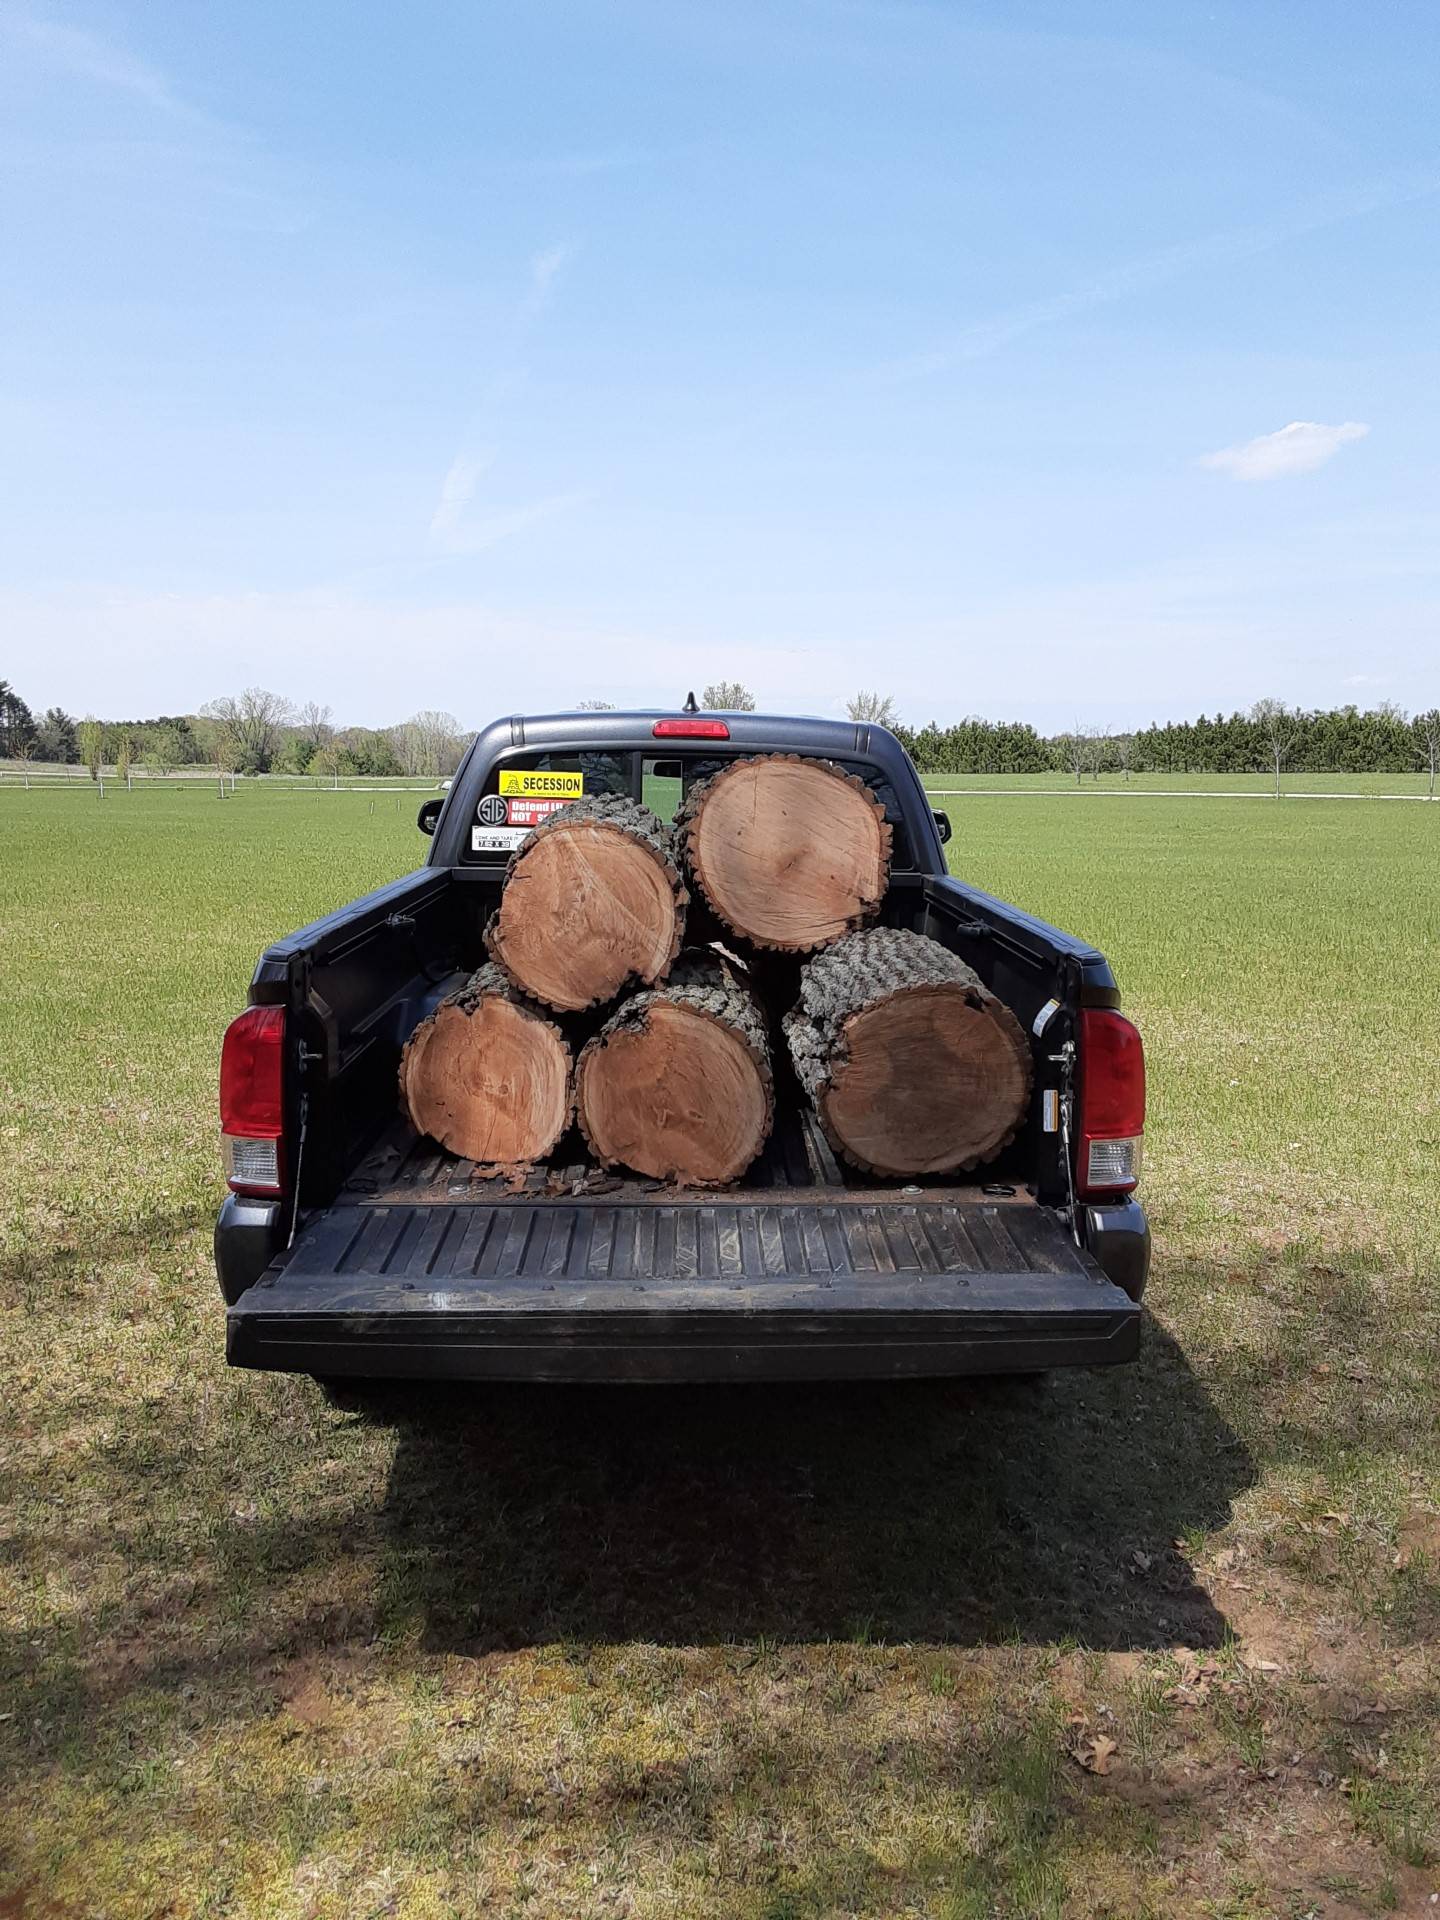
{"left": 783, "top": 927, "right": 1031, "bottom": 1176}
{"left": 486, "top": 794, "right": 687, "bottom": 1013}
{"left": 399, "top": 964, "right": 572, "bottom": 1167}
{"left": 575, "top": 949, "right": 774, "bottom": 1184}
{"left": 675, "top": 756, "right": 891, "bottom": 952}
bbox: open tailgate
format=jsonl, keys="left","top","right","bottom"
{"left": 228, "top": 1190, "right": 1138, "bottom": 1383}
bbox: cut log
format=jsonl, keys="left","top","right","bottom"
{"left": 675, "top": 755, "right": 891, "bottom": 952}
{"left": 783, "top": 927, "right": 1031, "bottom": 1176}
{"left": 575, "top": 949, "right": 773, "bottom": 1184}
{"left": 485, "top": 794, "right": 687, "bottom": 1013}
{"left": 399, "top": 963, "right": 572, "bottom": 1166}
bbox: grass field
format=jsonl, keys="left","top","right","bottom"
{"left": 2, "top": 783, "right": 1437, "bottom": 1918}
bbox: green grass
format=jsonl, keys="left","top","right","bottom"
{"left": 2, "top": 783, "right": 1437, "bottom": 1918}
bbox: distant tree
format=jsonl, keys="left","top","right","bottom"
{"left": 1055, "top": 727, "right": 1087, "bottom": 785}
{"left": 1418, "top": 709, "right": 1440, "bottom": 800}
{"left": 701, "top": 681, "right": 756, "bottom": 712}
{"left": 78, "top": 717, "right": 105, "bottom": 793}
{"left": 0, "top": 680, "right": 36, "bottom": 758}
{"left": 847, "top": 691, "right": 901, "bottom": 728}
{"left": 201, "top": 687, "right": 294, "bottom": 773}
{"left": 1252, "top": 697, "right": 1299, "bottom": 797}
{"left": 212, "top": 729, "right": 240, "bottom": 797}
{"left": 114, "top": 733, "right": 134, "bottom": 790}
{"left": 341, "top": 727, "right": 402, "bottom": 777}
{"left": 1114, "top": 731, "right": 1136, "bottom": 782}
{"left": 293, "top": 700, "right": 334, "bottom": 763}
{"left": 309, "top": 743, "right": 343, "bottom": 789}
{"left": 145, "top": 725, "right": 184, "bottom": 778}
{"left": 576, "top": 699, "right": 615, "bottom": 711}
{"left": 390, "top": 710, "right": 466, "bottom": 777}
{"left": 1084, "top": 723, "right": 1112, "bottom": 780}
{"left": 13, "top": 735, "right": 36, "bottom": 788}
{"left": 35, "top": 706, "right": 77, "bottom": 763}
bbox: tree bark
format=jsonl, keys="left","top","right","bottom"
{"left": 485, "top": 794, "right": 688, "bottom": 1013}
{"left": 399, "top": 963, "right": 572, "bottom": 1166}
{"left": 675, "top": 755, "right": 891, "bottom": 952}
{"left": 575, "top": 948, "right": 773, "bottom": 1184}
{"left": 783, "top": 927, "right": 1031, "bottom": 1176}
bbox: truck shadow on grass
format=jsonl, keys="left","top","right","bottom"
{"left": 369, "top": 1319, "right": 1252, "bottom": 1653}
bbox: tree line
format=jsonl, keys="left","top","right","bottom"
{"left": 0, "top": 682, "right": 470, "bottom": 780}
{"left": 890, "top": 701, "right": 1440, "bottom": 789}
{"left": 3, "top": 676, "right": 1438, "bottom": 792}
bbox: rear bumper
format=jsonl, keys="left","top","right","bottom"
{"left": 224, "top": 1197, "right": 1142, "bottom": 1384}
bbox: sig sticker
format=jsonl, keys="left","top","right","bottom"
{"left": 498, "top": 768, "right": 584, "bottom": 799}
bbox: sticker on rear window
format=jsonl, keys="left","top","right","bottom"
{"left": 471, "top": 826, "right": 529, "bottom": 854}
{"left": 499, "top": 769, "right": 584, "bottom": 798}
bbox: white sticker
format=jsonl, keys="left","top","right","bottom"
{"left": 471, "top": 826, "right": 529, "bottom": 853}
{"left": 1042, "top": 1089, "right": 1060, "bottom": 1133}
{"left": 1032, "top": 997, "right": 1061, "bottom": 1037}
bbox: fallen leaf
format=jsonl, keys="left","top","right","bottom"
{"left": 1078, "top": 1734, "right": 1119, "bottom": 1775}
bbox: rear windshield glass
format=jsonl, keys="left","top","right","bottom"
{"left": 464, "top": 748, "right": 914, "bottom": 868}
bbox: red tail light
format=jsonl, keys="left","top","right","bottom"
{"left": 1076, "top": 1008, "right": 1145, "bottom": 1198}
{"left": 652, "top": 719, "right": 730, "bottom": 739}
{"left": 220, "top": 1004, "right": 286, "bottom": 1195}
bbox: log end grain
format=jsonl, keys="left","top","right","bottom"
{"left": 575, "top": 951, "right": 774, "bottom": 1184}
{"left": 486, "top": 796, "right": 686, "bottom": 1012}
{"left": 822, "top": 983, "right": 1031, "bottom": 1175}
{"left": 680, "top": 756, "right": 891, "bottom": 952}
{"left": 400, "top": 967, "right": 572, "bottom": 1166}
{"left": 783, "top": 926, "right": 1032, "bottom": 1176}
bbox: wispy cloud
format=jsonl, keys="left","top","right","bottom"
{"left": 432, "top": 489, "right": 591, "bottom": 556}
{"left": 8, "top": 15, "right": 205, "bottom": 121}
{"left": 521, "top": 242, "right": 572, "bottom": 318}
{"left": 427, "top": 244, "right": 581, "bottom": 554}
{"left": 874, "top": 176, "right": 1439, "bottom": 385}
{"left": 1200, "top": 421, "right": 1370, "bottom": 482}
{"left": 428, "top": 451, "right": 496, "bottom": 544}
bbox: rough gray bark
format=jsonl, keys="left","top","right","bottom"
{"left": 485, "top": 794, "right": 688, "bottom": 1013}
{"left": 576, "top": 946, "right": 774, "bottom": 1184}
{"left": 783, "top": 926, "right": 1032, "bottom": 1175}
{"left": 509, "top": 792, "right": 677, "bottom": 873}
{"left": 674, "top": 754, "right": 892, "bottom": 952}
{"left": 399, "top": 963, "right": 573, "bottom": 1166}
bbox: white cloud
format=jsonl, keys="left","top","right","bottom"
{"left": 1199, "top": 420, "right": 1370, "bottom": 482}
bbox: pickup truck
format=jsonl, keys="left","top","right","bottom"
{"left": 217, "top": 709, "right": 1149, "bottom": 1382}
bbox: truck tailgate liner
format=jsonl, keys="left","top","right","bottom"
{"left": 228, "top": 1195, "right": 1138, "bottom": 1382}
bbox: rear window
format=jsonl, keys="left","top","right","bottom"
{"left": 464, "top": 748, "right": 914, "bottom": 867}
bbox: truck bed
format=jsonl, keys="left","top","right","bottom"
{"left": 226, "top": 1109, "right": 1139, "bottom": 1383}
{"left": 219, "top": 711, "right": 1149, "bottom": 1382}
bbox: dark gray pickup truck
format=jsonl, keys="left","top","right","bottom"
{"left": 217, "top": 709, "right": 1148, "bottom": 1382}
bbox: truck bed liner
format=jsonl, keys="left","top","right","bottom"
{"left": 341, "top": 1105, "right": 1023, "bottom": 1209}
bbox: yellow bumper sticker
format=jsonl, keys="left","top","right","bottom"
{"left": 498, "top": 769, "right": 585, "bottom": 798}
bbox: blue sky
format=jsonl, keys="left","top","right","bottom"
{"left": 2, "top": 1, "right": 1437, "bottom": 730}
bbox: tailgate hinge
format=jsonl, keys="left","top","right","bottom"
{"left": 1049, "top": 1039, "right": 1081, "bottom": 1245}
